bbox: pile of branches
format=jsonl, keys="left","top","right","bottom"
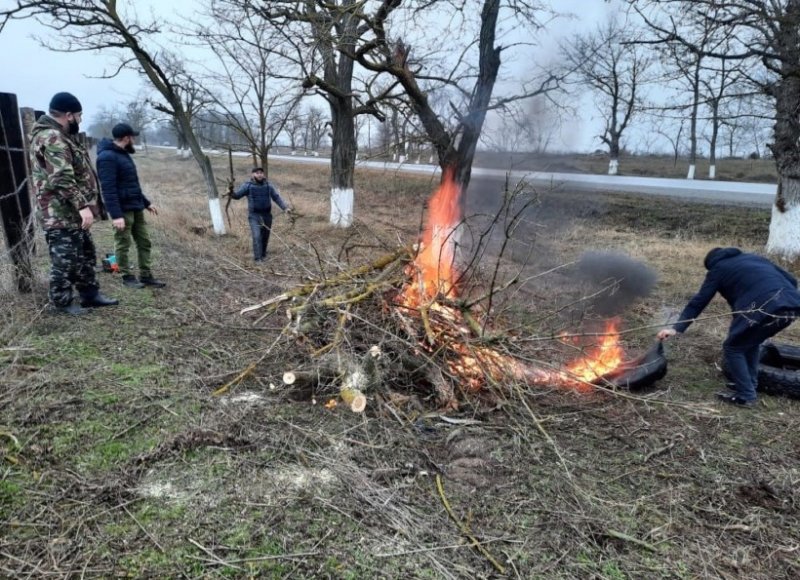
{"left": 230, "top": 242, "right": 543, "bottom": 413}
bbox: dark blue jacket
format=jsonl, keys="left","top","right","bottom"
{"left": 96, "top": 138, "right": 150, "bottom": 219}
{"left": 674, "top": 247, "right": 800, "bottom": 333}
{"left": 232, "top": 179, "right": 287, "bottom": 215}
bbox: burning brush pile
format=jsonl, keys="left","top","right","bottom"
{"left": 238, "top": 170, "right": 666, "bottom": 412}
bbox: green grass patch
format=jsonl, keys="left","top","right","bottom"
{"left": 109, "top": 362, "right": 167, "bottom": 386}
{"left": 48, "top": 417, "right": 160, "bottom": 472}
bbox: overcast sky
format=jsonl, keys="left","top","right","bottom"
{"left": 0, "top": 0, "right": 621, "bottom": 151}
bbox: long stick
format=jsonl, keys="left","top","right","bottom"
{"left": 435, "top": 474, "right": 506, "bottom": 574}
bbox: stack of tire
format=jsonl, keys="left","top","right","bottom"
{"left": 724, "top": 342, "right": 800, "bottom": 399}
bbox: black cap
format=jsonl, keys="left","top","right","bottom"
{"left": 49, "top": 92, "right": 82, "bottom": 114}
{"left": 252, "top": 167, "right": 264, "bottom": 172}
{"left": 112, "top": 123, "right": 140, "bottom": 139}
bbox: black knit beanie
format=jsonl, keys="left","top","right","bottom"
{"left": 49, "top": 92, "right": 83, "bottom": 114}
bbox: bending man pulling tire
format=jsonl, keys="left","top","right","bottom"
{"left": 657, "top": 247, "right": 800, "bottom": 407}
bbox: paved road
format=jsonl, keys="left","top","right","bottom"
{"left": 154, "top": 147, "right": 777, "bottom": 207}
{"left": 273, "top": 154, "right": 778, "bottom": 207}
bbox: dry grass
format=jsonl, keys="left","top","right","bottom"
{"left": 0, "top": 148, "right": 798, "bottom": 579}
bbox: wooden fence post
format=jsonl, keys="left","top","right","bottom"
{"left": 0, "top": 93, "right": 35, "bottom": 293}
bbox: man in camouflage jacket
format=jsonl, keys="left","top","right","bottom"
{"left": 29, "top": 92, "right": 118, "bottom": 314}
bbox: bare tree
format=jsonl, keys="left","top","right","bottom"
{"left": 348, "top": 1, "right": 563, "bottom": 190}
{"left": 646, "top": 113, "right": 685, "bottom": 166}
{"left": 85, "top": 93, "right": 154, "bottom": 147}
{"left": 645, "top": 2, "right": 749, "bottom": 179}
{"left": 482, "top": 95, "right": 564, "bottom": 153}
{"left": 631, "top": 0, "right": 800, "bottom": 258}
{"left": 303, "top": 105, "right": 329, "bottom": 152}
{"left": 1, "top": 0, "right": 228, "bottom": 233}
{"left": 562, "top": 18, "right": 652, "bottom": 175}
{"left": 248, "top": 1, "right": 561, "bottom": 226}
{"left": 147, "top": 53, "right": 213, "bottom": 159}
{"left": 123, "top": 96, "right": 154, "bottom": 147}
{"left": 700, "top": 55, "right": 747, "bottom": 178}
{"left": 240, "top": 0, "right": 400, "bottom": 227}
{"left": 282, "top": 109, "right": 304, "bottom": 151}
{"left": 194, "top": 0, "right": 304, "bottom": 173}
{"left": 86, "top": 105, "right": 121, "bottom": 139}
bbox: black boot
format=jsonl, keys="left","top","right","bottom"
{"left": 80, "top": 293, "right": 120, "bottom": 307}
{"left": 123, "top": 275, "right": 145, "bottom": 289}
{"left": 52, "top": 302, "right": 87, "bottom": 315}
{"left": 715, "top": 392, "right": 755, "bottom": 407}
{"left": 140, "top": 276, "right": 166, "bottom": 288}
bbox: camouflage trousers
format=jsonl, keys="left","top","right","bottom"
{"left": 44, "top": 228, "right": 99, "bottom": 307}
{"left": 114, "top": 210, "right": 153, "bottom": 277}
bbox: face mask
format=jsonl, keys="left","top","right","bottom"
{"left": 68, "top": 119, "right": 80, "bottom": 135}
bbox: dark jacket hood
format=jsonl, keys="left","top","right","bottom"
{"left": 97, "top": 137, "right": 122, "bottom": 154}
{"left": 704, "top": 247, "right": 742, "bottom": 270}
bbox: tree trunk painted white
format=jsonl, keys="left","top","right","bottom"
{"left": 608, "top": 158, "right": 619, "bottom": 175}
{"left": 330, "top": 187, "right": 354, "bottom": 228}
{"left": 686, "top": 164, "right": 696, "bottom": 179}
{"left": 766, "top": 178, "right": 800, "bottom": 259}
{"left": 398, "top": 154, "right": 406, "bottom": 164}
{"left": 208, "top": 198, "right": 225, "bottom": 235}
{"left": 708, "top": 164, "right": 716, "bottom": 179}
{"left": 180, "top": 148, "right": 190, "bottom": 159}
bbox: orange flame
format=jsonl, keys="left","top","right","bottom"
{"left": 400, "top": 168, "right": 462, "bottom": 307}
{"left": 395, "top": 168, "right": 628, "bottom": 397}
{"left": 537, "top": 320, "right": 625, "bottom": 389}
{"left": 565, "top": 320, "right": 624, "bottom": 382}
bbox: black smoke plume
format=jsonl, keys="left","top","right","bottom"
{"left": 575, "top": 251, "right": 658, "bottom": 316}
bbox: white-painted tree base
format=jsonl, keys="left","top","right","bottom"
{"left": 330, "top": 187, "right": 354, "bottom": 227}
{"left": 767, "top": 204, "right": 800, "bottom": 259}
{"left": 686, "top": 164, "right": 696, "bottom": 180}
{"left": 209, "top": 197, "right": 226, "bottom": 235}
{"left": 708, "top": 165, "right": 716, "bottom": 179}
{"left": 180, "top": 148, "right": 190, "bottom": 159}
{"left": 608, "top": 159, "right": 619, "bottom": 175}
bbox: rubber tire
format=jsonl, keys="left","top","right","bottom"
{"left": 597, "top": 341, "right": 667, "bottom": 391}
{"left": 756, "top": 343, "right": 800, "bottom": 398}
{"left": 723, "top": 342, "right": 800, "bottom": 399}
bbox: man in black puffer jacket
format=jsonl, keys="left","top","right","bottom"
{"left": 231, "top": 167, "right": 291, "bottom": 262}
{"left": 658, "top": 247, "right": 800, "bottom": 406}
{"left": 97, "top": 123, "right": 166, "bottom": 289}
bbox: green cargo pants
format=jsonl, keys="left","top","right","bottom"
{"left": 114, "top": 210, "right": 153, "bottom": 278}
